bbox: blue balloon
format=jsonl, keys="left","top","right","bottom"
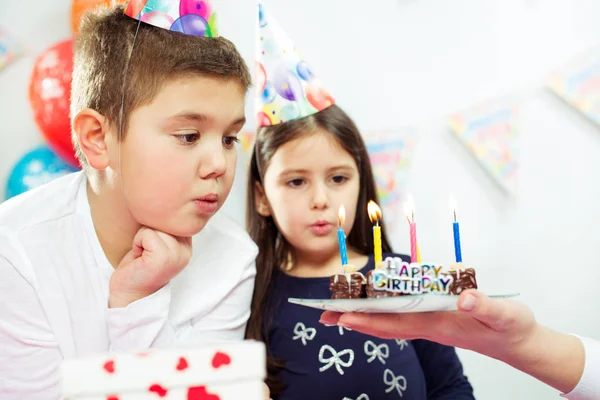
{"left": 262, "top": 81, "right": 277, "bottom": 104}
{"left": 5, "top": 145, "right": 79, "bottom": 200}
{"left": 258, "top": 4, "right": 268, "bottom": 27}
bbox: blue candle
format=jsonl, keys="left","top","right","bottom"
{"left": 338, "top": 228, "right": 349, "bottom": 266}
{"left": 338, "top": 205, "right": 349, "bottom": 266}
{"left": 453, "top": 220, "right": 462, "bottom": 263}
{"left": 450, "top": 196, "right": 463, "bottom": 263}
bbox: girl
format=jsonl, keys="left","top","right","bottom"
{"left": 245, "top": 104, "right": 475, "bottom": 400}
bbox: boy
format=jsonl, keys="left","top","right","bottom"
{"left": 0, "top": 5, "right": 257, "bottom": 398}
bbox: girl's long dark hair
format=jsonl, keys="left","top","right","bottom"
{"left": 245, "top": 104, "right": 393, "bottom": 395}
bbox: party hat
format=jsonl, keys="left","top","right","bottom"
{"left": 256, "top": 1, "right": 335, "bottom": 126}
{"left": 124, "top": 0, "right": 218, "bottom": 37}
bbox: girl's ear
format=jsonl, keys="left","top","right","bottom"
{"left": 254, "top": 182, "right": 272, "bottom": 217}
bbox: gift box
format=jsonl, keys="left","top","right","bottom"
{"left": 61, "top": 340, "right": 266, "bottom": 400}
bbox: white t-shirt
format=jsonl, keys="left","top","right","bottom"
{"left": 562, "top": 336, "right": 600, "bottom": 400}
{"left": 0, "top": 172, "right": 258, "bottom": 399}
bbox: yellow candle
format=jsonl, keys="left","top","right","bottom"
{"left": 373, "top": 224, "right": 382, "bottom": 264}
{"left": 368, "top": 201, "right": 383, "bottom": 264}
{"left": 416, "top": 243, "right": 421, "bottom": 263}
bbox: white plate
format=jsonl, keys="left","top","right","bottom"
{"left": 288, "top": 293, "right": 520, "bottom": 313}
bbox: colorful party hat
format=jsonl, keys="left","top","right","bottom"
{"left": 124, "top": 0, "right": 218, "bottom": 37}
{"left": 256, "top": 1, "right": 335, "bottom": 126}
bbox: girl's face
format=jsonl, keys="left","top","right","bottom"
{"left": 255, "top": 129, "right": 361, "bottom": 261}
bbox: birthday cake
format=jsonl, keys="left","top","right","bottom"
{"left": 329, "top": 258, "right": 477, "bottom": 299}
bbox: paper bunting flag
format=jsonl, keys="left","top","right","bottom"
{"left": 448, "top": 99, "right": 519, "bottom": 196}
{"left": 239, "top": 131, "right": 256, "bottom": 154}
{"left": 0, "top": 27, "right": 23, "bottom": 72}
{"left": 546, "top": 48, "right": 600, "bottom": 126}
{"left": 365, "top": 129, "right": 418, "bottom": 231}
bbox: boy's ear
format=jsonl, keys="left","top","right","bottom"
{"left": 72, "top": 108, "right": 110, "bottom": 170}
{"left": 254, "top": 182, "right": 272, "bottom": 217}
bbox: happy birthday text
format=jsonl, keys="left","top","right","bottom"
{"left": 371, "top": 257, "right": 454, "bottom": 295}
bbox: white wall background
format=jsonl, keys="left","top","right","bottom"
{"left": 2, "top": 0, "right": 600, "bottom": 399}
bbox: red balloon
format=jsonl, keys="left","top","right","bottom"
{"left": 29, "top": 39, "right": 79, "bottom": 168}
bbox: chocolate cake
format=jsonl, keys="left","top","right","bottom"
{"left": 329, "top": 258, "right": 478, "bottom": 299}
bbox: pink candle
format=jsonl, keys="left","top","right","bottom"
{"left": 409, "top": 222, "right": 418, "bottom": 263}
{"left": 404, "top": 194, "right": 418, "bottom": 263}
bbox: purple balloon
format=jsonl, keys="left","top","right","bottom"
{"left": 297, "top": 61, "right": 313, "bottom": 81}
{"left": 170, "top": 14, "right": 208, "bottom": 37}
{"left": 273, "top": 64, "right": 304, "bottom": 101}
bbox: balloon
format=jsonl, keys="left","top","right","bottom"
{"left": 170, "top": 14, "right": 208, "bottom": 36}
{"left": 279, "top": 103, "right": 300, "bottom": 122}
{"left": 256, "top": 62, "right": 267, "bottom": 95}
{"left": 140, "top": 11, "right": 174, "bottom": 29}
{"left": 258, "top": 3, "right": 268, "bottom": 28}
{"left": 306, "top": 79, "right": 334, "bottom": 111}
{"left": 256, "top": 112, "right": 272, "bottom": 127}
{"left": 125, "top": 0, "right": 149, "bottom": 19}
{"left": 71, "top": 0, "right": 129, "bottom": 33}
{"left": 272, "top": 64, "right": 304, "bottom": 101}
{"left": 296, "top": 61, "right": 313, "bottom": 81}
{"left": 179, "top": 0, "right": 212, "bottom": 21}
{"left": 261, "top": 81, "right": 277, "bottom": 105}
{"left": 5, "top": 146, "right": 79, "bottom": 200}
{"left": 144, "top": 0, "right": 172, "bottom": 13}
{"left": 29, "top": 39, "right": 80, "bottom": 168}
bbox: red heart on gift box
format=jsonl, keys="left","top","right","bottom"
{"left": 177, "top": 357, "right": 189, "bottom": 371}
{"left": 149, "top": 384, "right": 168, "bottom": 397}
{"left": 103, "top": 360, "right": 115, "bottom": 374}
{"left": 187, "top": 386, "right": 221, "bottom": 400}
{"left": 211, "top": 352, "right": 231, "bottom": 369}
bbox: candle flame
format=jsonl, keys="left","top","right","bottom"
{"left": 449, "top": 195, "right": 458, "bottom": 222}
{"left": 367, "top": 201, "right": 382, "bottom": 223}
{"left": 404, "top": 194, "right": 415, "bottom": 223}
{"left": 338, "top": 205, "right": 346, "bottom": 226}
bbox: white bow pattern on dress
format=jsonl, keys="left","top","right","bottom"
{"left": 292, "top": 322, "right": 316, "bottom": 346}
{"left": 395, "top": 339, "right": 408, "bottom": 350}
{"left": 364, "top": 340, "right": 389, "bottom": 364}
{"left": 339, "top": 325, "right": 352, "bottom": 335}
{"left": 384, "top": 369, "right": 408, "bottom": 397}
{"left": 318, "top": 344, "right": 354, "bottom": 375}
{"left": 342, "top": 395, "right": 370, "bottom": 400}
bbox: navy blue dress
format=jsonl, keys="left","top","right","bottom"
{"left": 265, "top": 253, "right": 475, "bottom": 400}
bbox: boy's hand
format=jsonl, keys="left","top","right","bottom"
{"left": 108, "top": 227, "right": 192, "bottom": 308}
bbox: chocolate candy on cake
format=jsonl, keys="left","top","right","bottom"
{"left": 444, "top": 265, "right": 477, "bottom": 295}
{"left": 329, "top": 272, "right": 366, "bottom": 299}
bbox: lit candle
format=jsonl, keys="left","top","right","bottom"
{"left": 404, "top": 195, "right": 418, "bottom": 263}
{"left": 450, "top": 196, "right": 463, "bottom": 263}
{"left": 367, "top": 201, "right": 383, "bottom": 264}
{"left": 337, "top": 205, "right": 349, "bottom": 267}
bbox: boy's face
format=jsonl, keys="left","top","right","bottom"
{"left": 113, "top": 76, "right": 246, "bottom": 237}
{"left": 258, "top": 131, "right": 361, "bottom": 260}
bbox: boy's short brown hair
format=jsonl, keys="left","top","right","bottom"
{"left": 71, "top": 4, "right": 251, "bottom": 167}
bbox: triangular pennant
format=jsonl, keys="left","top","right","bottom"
{"left": 0, "top": 26, "right": 24, "bottom": 72}
{"left": 546, "top": 47, "right": 600, "bottom": 126}
{"left": 239, "top": 130, "right": 256, "bottom": 154}
{"left": 448, "top": 98, "right": 519, "bottom": 196}
{"left": 365, "top": 129, "right": 418, "bottom": 232}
